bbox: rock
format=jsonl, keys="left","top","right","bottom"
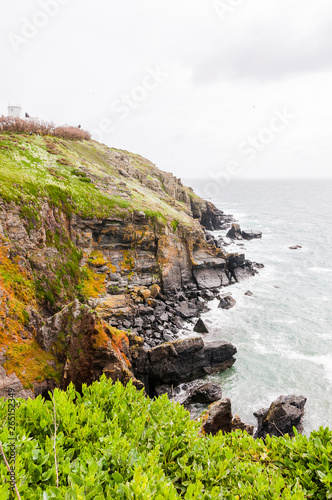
{"left": 241, "top": 230, "right": 262, "bottom": 240}
{"left": 149, "top": 284, "right": 161, "bottom": 297}
{"left": 231, "top": 415, "right": 254, "bottom": 435}
{"left": 218, "top": 296, "right": 236, "bottom": 310}
{"left": 244, "top": 290, "right": 253, "bottom": 296}
{"left": 254, "top": 395, "right": 307, "bottom": 439}
{"left": 202, "top": 398, "right": 233, "bottom": 435}
{"left": 133, "top": 337, "right": 237, "bottom": 396}
{"left": 176, "top": 303, "right": 198, "bottom": 319}
{"left": 289, "top": 245, "right": 302, "bottom": 250}
{"left": 185, "top": 383, "right": 223, "bottom": 405}
{"left": 201, "top": 397, "right": 254, "bottom": 436}
{"left": 193, "top": 318, "right": 209, "bottom": 334}
{"left": 226, "top": 223, "right": 242, "bottom": 240}
{"left": 36, "top": 299, "right": 143, "bottom": 392}
{"left": 227, "top": 224, "right": 262, "bottom": 241}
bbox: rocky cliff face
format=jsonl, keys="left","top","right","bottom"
{"left": 0, "top": 133, "right": 258, "bottom": 398}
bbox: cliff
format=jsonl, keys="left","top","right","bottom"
{"left": 0, "top": 133, "right": 258, "bottom": 397}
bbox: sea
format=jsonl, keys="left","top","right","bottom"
{"left": 182, "top": 178, "right": 332, "bottom": 434}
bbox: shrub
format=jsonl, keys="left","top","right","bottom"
{"left": 0, "top": 377, "right": 331, "bottom": 499}
{"left": 0, "top": 117, "right": 91, "bottom": 141}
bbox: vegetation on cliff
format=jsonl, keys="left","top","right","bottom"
{"left": 1, "top": 377, "right": 332, "bottom": 499}
{"left": 0, "top": 132, "right": 223, "bottom": 393}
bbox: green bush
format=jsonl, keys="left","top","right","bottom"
{"left": 0, "top": 377, "right": 331, "bottom": 499}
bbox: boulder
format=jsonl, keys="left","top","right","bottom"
{"left": 193, "top": 318, "right": 209, "bottom": 334}
{"left": 218, "top": 296, "right": 236, "bottom": 310}
{"left": 133, "top": 337, "right": 237, "bottom": 396}
{"left": 227, "top": 224, "right": 262, "bottom": 241}
{"left": 185, "top": 383, "right": 223, "bottom": 405}
{"left": 202, "top": 398, "right": 233, "bottom": 434}
{"left": 254, "top": 395, "right": 307, "bottom": 439}
{"left": 226, "top": 224, "right": 242, "bottom": 240}
{"left": 241, "top": 230, "right": 262, "bottom": 240}
{"left": 201, "top": 398, "right": 254, "bottom": 436}
{"left": 244, "top": 290, "right": 253, "bottom": 296}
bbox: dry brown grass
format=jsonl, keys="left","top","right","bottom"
{"left": 0, "top": 116, "right": 91, "bottom": 141}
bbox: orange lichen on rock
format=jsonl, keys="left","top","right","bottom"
{"left": 0, "top": 235, "right": 59, "bottom": 388}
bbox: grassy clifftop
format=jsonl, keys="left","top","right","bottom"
{"left": 0, "top": 133, "right": 198, "bottom": 228}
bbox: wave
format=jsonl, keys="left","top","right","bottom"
{"left": 309, "top": 267, "right": 332, "bottom": 274}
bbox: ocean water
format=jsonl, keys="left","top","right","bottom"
{"left": 184, "top": 178, "right": 332, "bottom": 434}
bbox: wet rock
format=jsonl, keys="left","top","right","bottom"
{"left": 218, "top": 296, "right": 236, "bottom": 310}
{"left": 254, "top": 395, "right": 307, "bottom": 439}
{"left": 133, "top": 337, "right": 237, "bottom": 396}
{"left": 193, "top": 318, "right": 209, "bottom": 334}
{"left": 226, "top": 223, "right": 242, "bottom": 240}
{"left": 241, "top": 230, "right": 262, "bottom": 240}
{"left": 244, "top": 290, "right": 253, "bottom": 296}
{"left": 185, "top": 383, "right": 223, "bottom": 405}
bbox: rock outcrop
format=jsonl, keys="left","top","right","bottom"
{"left": 201, "top": 398, "right": 254, "bottom": 436}
{"left": 227, "top": 223, "right": 262, "bottom": 241}
{"left": 36, "top": 299, "right": 144, "bottom": 392}
{"left": 254, "top": 395, "right": 307, "bottom": 439}
{"left": 133, "top": 337, "right": 237, "bottom": 396}
{"left": 184, "top": 383, "right": 223, "bottom": 405}
{"left": 218, "top": 295, "right": 236, "bottom": 310}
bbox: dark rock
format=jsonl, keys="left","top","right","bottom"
{"left": 193, "top": 318, "right": 209, "bottom": 334}
{"left": 159, "top": 312, "right": 169, "bottom": 322}
{"left": 218, "top": 296, "right": 236, "bottom": 310}
{"left": 202, "top": 398, "right": 233, "bottom": 434}
{"left": 231, "top": 415, "right": 254, "bottom": 435}
{"left": 254, "top": 395, "right": 307, "bottom": 439}
{"left": 133, "top": 337, "right": 237, "bottom": 395}
{"left": 244, "top": 290, "right": 253, "bottom": 296}
{"left": 226, "top": 223, "right": 242, "bottom": 240}
{"left": 176, "top": 303, "right": 198, "bottom": 319}
{"left": 289, "top": 245, "right": 302, "bottom": 250}
{"left": 185, "top": 383, "right": 223, "bottom": 405}
{"left": 241, "top": 230, "right": 262, "bottom": 240}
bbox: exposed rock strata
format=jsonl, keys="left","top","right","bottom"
{"left": 133, "top": 337, "right": 237, "bottom": 396}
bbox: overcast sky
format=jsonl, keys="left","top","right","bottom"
{"left": 1, "top": 0, "right": 332, "bottom": 179}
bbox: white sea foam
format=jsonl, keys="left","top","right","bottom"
{"left": 309, "top": 267, "right": 332, "bottom": 274}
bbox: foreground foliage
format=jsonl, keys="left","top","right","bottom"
{"left": 0, "top": 377, "right": 331, "bottom": 499}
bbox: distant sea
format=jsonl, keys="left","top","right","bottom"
{"left": 184, "top": 178, "right": 332, "bottom": 434}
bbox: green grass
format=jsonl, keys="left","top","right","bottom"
{"left": 0, "top": 377, "right": 331, "bottom": 499}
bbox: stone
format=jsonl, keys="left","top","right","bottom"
{"left": 218, "top": 296, "right": 236, "bottom": 310}
{"left": 226, "top": 223, "right": 242, "bottom": 240}
{"left": 244, "top": 290, "right": 253, "bottom": 296}
{"left": 193, "top": 318, "right": 209, "bottom": 334}
{"left": 149, "top": 284, "right": 161, "bottom": 297}
{"left": 185, "top": 383, "right": 223, "bottom": 405}
{"left": 241, "top": 230, "right": 262, "bottom": 240}
{"left": 254, "top": 395, "right": 307, "bottom": 439}
{"left": 202, "top": 398, "right": 233, "bottom": 435}
{"left": 289, "top": 245, "right": 302, "bottom": 250}
{"left": 231, "top": 415, "right": 254, "bottom": 435}
{"left": 133, "top": 337, "right": 237, "bottom": 395}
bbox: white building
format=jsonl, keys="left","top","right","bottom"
{"left": 8, "top": 105, "right": 22, "bottom": 118}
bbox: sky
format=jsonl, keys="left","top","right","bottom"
{"left": 1, "top": 0, "right": 332, "bottom": 180}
